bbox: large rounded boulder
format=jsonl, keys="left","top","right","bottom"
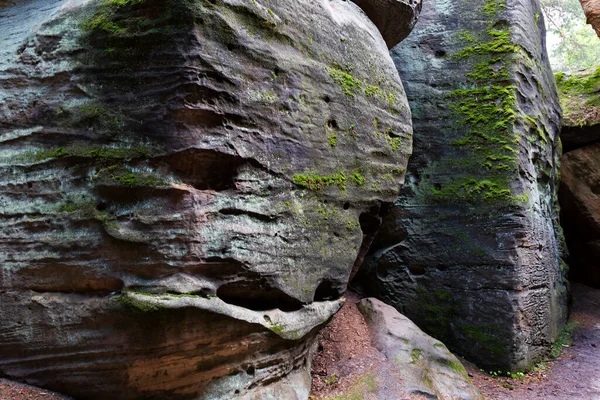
{"left": 0, "top": 0, "right": 413, "bottom": 398}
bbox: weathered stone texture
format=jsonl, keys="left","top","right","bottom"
{"left": 556, "top": 68, "right": 600, "bottom": 152}
{"left": 580, "top": 0, "right": 600, "bottom": 39}
{"left": 351, "top": 0, "right": 423, "bottom": 49}
{"left": 557, "top": 68, "right": 600, "bottom": 289}
{"left": 355, "top": 0, "right": 568, "bottom": 371}
{"left": 358, "top": 298, "right": 484, "bottom": 400}
{"left": 560, "top": 143, "right": 600, "bottom": 288}
{"left": 0, "top": 0, "right": 413, "bottom": 398}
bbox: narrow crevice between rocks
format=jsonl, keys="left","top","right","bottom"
{"left": 216, "top": 282, "right": 304, "bottom": 312}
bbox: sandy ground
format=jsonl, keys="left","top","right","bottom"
{"left": 466, "top": 283, "right": 600, "bottom": 400}
{"left": 0, "top": 379, "right": 72, "bottom": 400}
{"left": 310, "top": 283, "right": 600, "bottom": 400}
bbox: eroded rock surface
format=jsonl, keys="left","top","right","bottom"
{"left": 557, "top": 68, "right": 600, "bottom": 289}
{"left": 556, "top": 68, "right": 600, "bottom": 152}
{"left": 351, "top": 0, "right": 423, "bottom": 49}
{"left": 355, "top": 0, "right": 568, "bottom": 371}
{"left": 0, "top": 0, "right": 413, "bottom": 398}
{"left": 580, "top": 0, "right": 600, "bottom": 39}
{"left": 560, "top": 143, "right": 600, "bottom": 288}
{"left": 358, "top": 298, "right": 484, "bottom": 400}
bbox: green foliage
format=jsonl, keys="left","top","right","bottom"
{"left": 28, "top": 145, "right": 153, "bottom": 162}
{"left": 104, "top": 169, "right": 169, "bottom": 187}
{"left": 541, "top": 0, "right": 600, "bottom": 72}
{"left": 549, "top": 321, "right": 578, "bottom": 358}
{"left": 444, "top": 359, "right": 467, "bottom": 374}
{"left": 424, "top": 0, "right": 528, "bottom": 205}
{"left": 556, "top": 67, "right": 600, "bottom": 94}
{"left": 482, "top": 0, "right": 506, "bottom": 18}
{"left": 268, "top": 322, "right": 286, "bottom": 334}
{"left": 411, "top": 348, "right": 423, "bottom": 362}
{"left": 365, "top": 85, "right": 383, "bottom": 98}
{"left": 328, "top": 134, "right": 337, "bottom": 147}
{"left": 429, "top": 178, "right": 512, "bottom": 203}
{"left": 453, "top": 29, "right": 515, "bottom": 59}
{"left": 555, "top": 67, "right": 600, "bottom": 126}
{"left": 351, "top": 172, "right": 366, "bottom": 186}
{"left": 459, "top": 323, "right": 507, "bottom": 358}
{"left": 328, "top": 65, "right": 362, "bottom": 97}
{"left": 116, "top": 291, "right": 163, "bottom": 312}
{"left": 324, "top": 373, "right": 377, "bottom": 400}
{"left": 81, "top": 0, "right": 146, "bottom": 33}
{"left": 293, "top": 172, "right": 347, "bottom": 191}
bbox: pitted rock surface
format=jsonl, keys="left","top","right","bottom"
{"left": 354, "top": 0, "right": 568, "bottom": 371}
{"left": 0, "top": 0, "right": 413, "bottom": 399}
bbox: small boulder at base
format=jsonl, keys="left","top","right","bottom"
{"left": 357, "top": 298, "right": 484, "bottom": 400}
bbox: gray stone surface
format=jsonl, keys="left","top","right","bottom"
{"left": 358, "top": 298, "right": 484, "bottom": 400}
{"left": 351, "top": 0, "right": 423, "bottom": 49}
{"left": 0, "top": 0, "right": 413, "bottom": 398}
{"left": 355, "top": 0, "right": 568, "bottom": 371}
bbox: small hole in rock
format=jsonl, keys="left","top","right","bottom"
{"left": 235, "top": 390, "right": 240, "bottom": 394}
{"left": 327, "top": 119, "right": 338, "bottom": 129}
{"left": 314, "top": 280, "right": 342, "bottom": 302}
{"left": 343, "top": 202, "right": 350, "bottom": 210}
{"left": 247, "top": 366, "right": 255, "bottom": 376}
{"left": 435, "top": 50, "right": 446, "bottom": 57}
{"left": 27, "top": 182, "right": 33, "bottom": 188}
{"left": 96, "top": 202, "right": 108, "bottom": 211}
{"left": 434, "top": 183, "right": 442, "bottom": 191}
{"left": 323, "top": 95, "right": 331, "bottom": 103}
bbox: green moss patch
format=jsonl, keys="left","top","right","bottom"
{"left": 555, "top": 67, "right": 600, "bottom": 127}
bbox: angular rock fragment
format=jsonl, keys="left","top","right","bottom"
{"left": 358, "top": 298, "right": 484, "bottom": 400}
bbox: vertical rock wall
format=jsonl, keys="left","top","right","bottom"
{"left": 0, "top": 0, "right": 414, "bottom": 398}
{"left": 355, "top": 0, "right": 568, "bottom": 370}
{"left": 556, "top": 68, "right": 600, "bottom": 288}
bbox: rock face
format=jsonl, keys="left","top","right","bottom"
{"left": 357, "top": 298, "right": 484, "bottom": 400}
{"left": 560, "top": 144, "right": 600, "bottom": 288}
{"left": 355, "top": 0, "right": 568, "bottom": 371}
{"left": 557, "top": 68, "right": 600, "bottom": 288}
{"left": 580, "top": 0, "right": 600, "bottom": 39}
{"left": 0, "top": 0, "right": 413, "bottom": 399}
{"left": 556, "top": 68, "right": 600, "bottom": 152}
{"left": 352, "top": 0, "right": 423, "bottom": 49}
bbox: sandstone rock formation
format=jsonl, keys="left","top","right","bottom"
{"left": 355, "top": 0, "right": 568, "bottom": 371}
{"left": 0, "top": 0, "right": 414, "bottom": 398}
{"left": 560, "top": 144, "right": 600, "bottom": 288}
{"left": 556, "top": 68, "right": 600, "bottom": 152}
{"left": 352, "top": 0, "right": 423, "bottom": 49}
{"left": 358, "top": 298, "right": 484, "bottom": 400}
{"left": 556, "top": 68, "right": 600, "bottom": 289}
{"left": 580, "top": 0, "right": 600, "bottom": 39}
